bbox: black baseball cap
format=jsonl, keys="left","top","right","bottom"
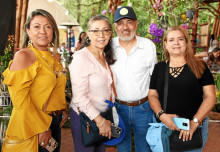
{"left": 113, "top": 6, "right": 137, "bottom": 23}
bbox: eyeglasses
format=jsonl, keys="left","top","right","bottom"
{"left": 89, "top": 29, "right": 112, "bottom": 36}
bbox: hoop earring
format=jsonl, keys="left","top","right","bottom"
{"left": 27, "top": 39, "right": 33, "bottom": 47}
{"left": 86, "top": 37, "right": 91, "bottom": 45}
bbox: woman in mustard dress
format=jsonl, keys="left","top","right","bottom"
{"left": 2, "top": 9, "right": 68, "bottom": 152}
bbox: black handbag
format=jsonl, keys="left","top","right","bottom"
{"left": 169, "top": 128, "right": 203, "bottom": 151}
{"left": 163, "top": 61, "right": 203, "bottom": 151}
{"left": 79, "top": 107, "right": 114, "bottom": 146}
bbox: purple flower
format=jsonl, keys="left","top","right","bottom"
{"left": 153, "top": 37, "right": 161, "bottom": 43}
{"left": 182, "top": 24, "right": 189, "bottom": 30}
{"left": 102, "top": 9, "right": 107, "bottom": 15}
{"left": 108, "top": 9, "right": 112, "bottom": 14}
{"left": 156, "top": 29, "right": 164, "bottom": 37}
{"left": 149, "top": 23, "right": 158, "bottom": 34}
{"left": 153, "top": 38, "right": 157, "bottom": 42}
{"left": 158, "top": 5, "right": 163, "bottom": 10}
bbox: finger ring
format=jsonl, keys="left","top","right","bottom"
{"left": 40, "top": 142, "right": 45, "bottom": 146}
{"left": 101, "top": 134, "right": 104, "bottom": 136}
{"left": 186, "top": 132, "right": 189, "bottom": 135}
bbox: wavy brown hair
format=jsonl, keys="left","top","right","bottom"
{"left": 163, "top": 26, "right": 205, "bottom": 78}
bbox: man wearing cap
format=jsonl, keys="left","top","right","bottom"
{"left": 111, "top": 6, "right": 157, "bottom": 152}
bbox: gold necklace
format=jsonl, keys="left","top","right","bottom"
{"left": 34, "top": 47, "right": 64, "bottom": 77}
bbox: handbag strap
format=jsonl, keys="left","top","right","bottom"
{"left": 163, "top": 60, "right": 169, "bottom": 112}
{"left": 77, "top": 64, "right": 117, "bottom": 113}
{"left": 107, "top": 64, "right": 117, "bottom": 101}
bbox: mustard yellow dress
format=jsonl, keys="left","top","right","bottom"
{"left": 1, "top": 46, "right": 67, "bottom": 152}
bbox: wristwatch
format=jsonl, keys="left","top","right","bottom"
{"left": 193, "top": 117, "right": 200, "bottom": 123}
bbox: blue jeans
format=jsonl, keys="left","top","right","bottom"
{"left": 114, "top": 100, "right": 153, "bottom": 152}
{"left": 39, "top": 113, "right": 62, "bottom": 152}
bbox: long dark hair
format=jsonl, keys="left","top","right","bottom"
{"left": 82, "top": 14, "right": 116, "bottom": 65}
{"left": 78, "top": 31, "right": 86, "bottom": 43}
{"left": 210, "top": 47, "right": 220, "bottom": 61}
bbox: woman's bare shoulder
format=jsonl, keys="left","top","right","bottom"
{"left": 10, "top": 48, "right": 37, "bottom": 71}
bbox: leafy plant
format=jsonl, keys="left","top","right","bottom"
{"left": 0, "top": 35, "right": 14, "bottom": 72}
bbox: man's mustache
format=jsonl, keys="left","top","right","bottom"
{"left": 122, "top": 30, "right": 130, "bottom": 33}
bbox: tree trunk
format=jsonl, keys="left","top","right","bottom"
{"left": 15, "top": 0, "right": 29, "bottom": 51}
{"left": 15, "top": 0, "right": 22, "bottom": 49}
{"left": 19, "top": 0, "right": 29, "bottom": 48}
{"left": 191, "top": 0, "right": 198, "bottom": 54}
{"left": 77, "top": 0, "right": 81, "bottom": 24}
{"left": 211, "top": 2, "right": 220, "bottom": 39}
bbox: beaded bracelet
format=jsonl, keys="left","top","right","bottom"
{"left": 96, "top": 119, "right": 106, "bottom": 127}
{"left": 156, "top": 110, "right": 165, "bottom": 119}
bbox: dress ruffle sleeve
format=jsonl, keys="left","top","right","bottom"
{"left": 3, "top": 60, "right": 39, "bottom": 86}
{"left": 2, "top": 60, "right": 52, "bottom": 139}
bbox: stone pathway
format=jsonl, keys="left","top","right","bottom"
{"left": 61, "top": 121, "right": 220, "bottom": 152}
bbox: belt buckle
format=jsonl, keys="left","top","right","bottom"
{"left": 128, "top": 103, "right": 132, "bottom": 107}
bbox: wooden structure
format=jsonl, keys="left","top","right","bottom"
{"left": 191, "top": 0, "right": 220, "bottom": 53}
{"left": 192, "top": 23, "right": 210, "bottom": 52}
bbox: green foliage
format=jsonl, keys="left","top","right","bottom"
{"left": 57, "top": 0, "right": 108, "bottom": 30}
{"left": 0, "top": 35, "right": 14, "bottom": 72}
{"left": 57, "top": 0, "right": 218, "bottom": 38}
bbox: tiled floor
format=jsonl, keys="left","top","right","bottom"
{"left": 61, "top": 121, "right": 220, "bottom": 152}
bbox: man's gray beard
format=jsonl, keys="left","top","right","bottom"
{"left": 117, "top": 32, "right": 136, "bottom": 41}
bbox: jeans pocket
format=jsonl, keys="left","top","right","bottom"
{"left": 140, "top": 101, "right": 152, "bottom": 112}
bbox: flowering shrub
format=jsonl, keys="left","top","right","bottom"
{"left": 149, "top": 23, "right": 165, "bottom": 61}
{"left": 149, "top": 23, "right": 164, "bottom": 43}
{"left": 153, "top": 0, "right": 163, "bottom": 11}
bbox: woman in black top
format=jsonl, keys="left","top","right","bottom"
{"left": 148, "top": 26, "right": 216, "bottom": 151}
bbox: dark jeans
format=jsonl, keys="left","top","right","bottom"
{"left": 39, "top": 113, "right": 62, "bottom": 152}
{"left": 69, "top": 108, "right": 106, "bottom": 152}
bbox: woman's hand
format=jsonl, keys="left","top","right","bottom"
{"left": 59, "top": 110, "right": 68, "bottom": 127}
{"left": 160, "top": 113, "right": 180, "bottom": 131}
{"left": 38, "top": 129, "right": 52, "bottom": 148}
{"left": 97, "top": 118, "right": 112, "bottom": 139}
{"left": 94, "top": 115, "right": 112, "bottom": 139}
{"left": 179, "top": 120, "right": 199, "bottom": 142}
